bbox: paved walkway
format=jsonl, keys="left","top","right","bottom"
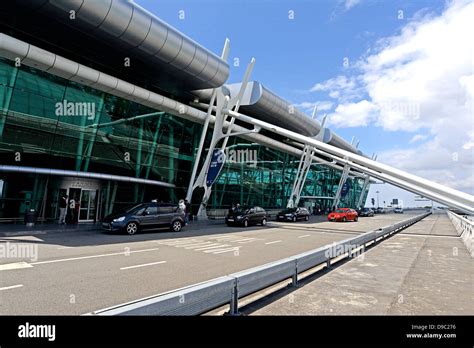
{"left": 251, "top": 213, "right": 473, "bottom": 315}
{"left": 0, "top": 218, "right": 229, "bottom": 236}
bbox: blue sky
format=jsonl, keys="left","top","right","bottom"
{"left": 137, "top": 0, "right": 444, "bottom": 155}
{"left": 136, "top": 0, "right": 473, "bottom": 206}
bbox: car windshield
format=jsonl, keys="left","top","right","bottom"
{"left": 335, "top": 209, "right": 347, "bottom": 213}
{"left": 126, "top": 204, "right": 147, "bottom": 214}
{"left": 113, "top": 204, "right": 144, "bottom": 215}
{"left": 282, "top": 208, "right": 297, "bottom": 213}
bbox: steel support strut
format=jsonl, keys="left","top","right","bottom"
{"left": 222, "top": 109, "right": 474, "bottom": 214}
{"left": 186, "top": 40, "right": 259, "bottom": 217}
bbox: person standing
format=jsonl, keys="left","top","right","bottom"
{"left": 69, "top": 198, "right": 76, "bottom": 225}
{"left": 58, "top": 194, "right": 67, "bottom": 224}
{"left": 184, "top": 199, "right": 191, "bottom": 225}
{"left": 74, "top": 200, "right": 80, "bottom": 224}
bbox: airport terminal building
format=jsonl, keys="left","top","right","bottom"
{"left": 0, "top": 0, "right": 370, "bottom": 223}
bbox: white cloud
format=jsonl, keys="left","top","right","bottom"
{"left": 344, "top": 0, "right": 362, "bottom": 11}
{"left": 463, "top": 131, "right": 474, "bottom": 150}
{"left": 327, "top": 100, "right": 378, "bottom": 127}
{"left": 311, "top": 0, "right": 474, "bottom": 196}
{"left": 331, "top": 0, "right": 363, "bottom": 18}
{"left": 295, "top": 101, "right": 334, "bottom": 114}
{"left": 409, "top": 134, "right": 428, "bottom": 144}
{"left": 310, "top": 75, "right": 356, "bottom": 93}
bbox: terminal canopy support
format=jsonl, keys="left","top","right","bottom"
{"left": 357, "top": 175, "right": 371, "bottom": 208}
{"left": 333, "top": 164, "right": 351, "bottom": 208}
{"left": 186, "top": 40, "right": 258, "bottom": 217}
{"left": 221, "top": 108, "right": 474, "bottom": 214}
{"left": 287, "top": 145, "right": 315, "bottom": 208}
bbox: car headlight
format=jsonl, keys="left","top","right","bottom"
{"left": 113, "top": 216, "right": 125, "bottom": 222}
{"left": 285, "top": 214, "right": 292, "bottom": 217}
{"left": 236, "top": 216, "right": 243, "bottom": 220}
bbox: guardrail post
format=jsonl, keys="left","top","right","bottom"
{"left": 291, "top": 259, "right": 298, "bottom": 287}
{"left": 326, "top": 258, "right": 331, "bottom": 269}
{"left": 229, "top": 278, "right": 239, "bottom": 316}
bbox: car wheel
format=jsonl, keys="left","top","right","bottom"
{"left": 354, "top": 216, "right": 358, "bottom": 222}
{"left": 342, "top": 217, "right": 347, "bottom": 222}
{"left": 305, "top": 215, "right": 309, "bottom": 221}
{"left": 243, "top": 219, "right": 248, "bottom": 227}
{"left": 292, "top": 216, "right": 297, "bottom": 222}
{"left": 171, "top": 220, "right": 182, "bottom": 232}
{"left": 261, "top": 218, "right": 267, "bottom": 226}
{"left": 126, "top": 222, "right": 138, "bottom": 235}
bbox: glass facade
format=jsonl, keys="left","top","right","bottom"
{"left": 0, "top": 57, "right": 369, "bottom": 222}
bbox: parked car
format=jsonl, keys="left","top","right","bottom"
{"left": 328, "top": 208, "right": 358, "bottom": 222}
{"left": 394, "top": 207, "right": 404, "bottom": 214}
{"left": 102, "top": 202, "right": 185, "bottom": 235}
{"left": 375, "top": 207, "right": 386, "bottom": 214}
{"left": 225, "top": 206, "right": 267, "bottom": 227}
{"left": 358, "top": 208, "right": 375, "bottom": 217}
{"left": 276, "top": 207, "right": 310, "bottom": 222}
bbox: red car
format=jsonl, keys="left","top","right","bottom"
{"left": 328, "top": 208, "right": 358, "bottom": 222}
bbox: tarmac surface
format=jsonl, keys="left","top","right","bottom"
{"left": 0, "top": 213, "right": 419, "bottom": 315}
{"left": 250, "top": 213, "right": 472, "bottom": 315}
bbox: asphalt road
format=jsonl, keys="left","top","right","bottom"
{"left": 0, "top": 213, "right": 415, "bottom": 314}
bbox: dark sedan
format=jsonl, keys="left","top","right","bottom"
{"left": 276, "top": 207, "right": 310, "bottom": 222}
{"left": 102, "top": 202, "right": 185, "bottom": 235}
{"left": 225, "top": 206, "right": 267, "bottom": 227}
{"left": 358, "top": 208, "right": 375, "bottom": 217}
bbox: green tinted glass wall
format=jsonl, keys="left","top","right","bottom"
{"left": 0, "top": 56, "right": 367, "bottom": 218}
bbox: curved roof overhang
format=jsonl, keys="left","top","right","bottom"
{"left": 193, "top": 81, "right": 361, "bottom": 154}
{"left": 0, "top": 0, "right": 229, "bottom": 91}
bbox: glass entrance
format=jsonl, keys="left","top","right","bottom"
{"left": 79, "top": 189, "right": 97, "bottom": 222}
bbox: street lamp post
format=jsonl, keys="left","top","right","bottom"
{"left": 376, "top": 190, "right": 380, "bottom": 208}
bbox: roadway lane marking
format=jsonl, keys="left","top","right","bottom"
{"left": 185, "top": 243, "right": 221, "bottom": 250}
{"left": 298, "top": 235, "right": 311, "bottom": 238}
{"left": 194, "top": 244, "right": 230, "bottom": 251}
{"left": 57, "top": 246, "right": 73, "bottom": 250}
{"left": 212, "top": 236, "right": 243, "bottom": 241}
{"left": 265, "top": 240, "right": 282, "bottom": 245}
{"left": 211, "top": 247, "right": 241, "bottom": 254}
{"left": 175, "top": 241, "right": 210, "bottom": 248}
{"left": 0, "top": 284, "right": 23, "bottom": 291}
{"left": 154, "top": 239, "right": 198, "bottom": 245}
{"left": 120, "top": 261, "right": 167, "bottom": 270}
{"left": 0, "top": 262, "right": 34, "bottom": 271}
{"left": 30, "top": 248, "right": 160, "bottom": 265}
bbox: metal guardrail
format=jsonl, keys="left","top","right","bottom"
{"left": 92, "top": 212, "right": 431, "bottom": 316}
{"left": 447, "top": 210, "right": 473, "bottom": 257}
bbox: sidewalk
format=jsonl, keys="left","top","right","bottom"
{"left": 250, "top": 213, "right": 473, "bottom": 315}
{"left": 0, "top": 217, "right": 226, "bottom": 237}
{"left": 0, "top": 222, "right": 101, "bottom": 236}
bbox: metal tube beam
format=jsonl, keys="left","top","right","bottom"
{"left": 224, "top": 109, "right": 474, "bottom": 213}
{"left": 315, "top": 149, "right": 474, "bottom": 214}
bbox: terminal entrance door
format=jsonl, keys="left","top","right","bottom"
{"left": 66, "top": 188, "right": 98, "bottom": 222}
{"left": 79, "top": 189, "right": 97, "bottom": 222}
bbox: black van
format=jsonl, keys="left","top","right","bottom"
{"left": 225, "top": 206, "right": 267, "bottom": 227}
{"left": 102, "top": 202, "right": 185, "bottom": 235}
